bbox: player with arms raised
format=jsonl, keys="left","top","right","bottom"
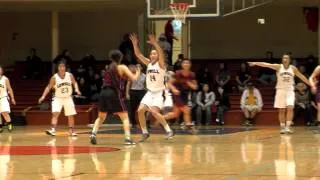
{"left": 248, "top": 54, "right": 310, "bottom": 134}
{"left": 130, "top": 33, "right": 173, "bottom": 142}
{"left": 39, "top": 61, "right": 81, "bottom": 137}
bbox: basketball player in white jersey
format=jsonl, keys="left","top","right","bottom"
{"left": 130, "top": 33, "right": 173, "bottom": 142}
{"left": 0, "top": 66, "right": 16, "bottom": 133}
{"left": 248, "top": 54, "right": 310, "bottom": 134}
{"left": 39, "top": 61, "right": 81, "bottom": 136}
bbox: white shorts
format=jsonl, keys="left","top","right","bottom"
{"left": 274, "top": 89, "right": 295, "bottom": 109}
{"left": 52, "top": 97, "right": 77, "bottom": 116}
{"left": 163, "top": 90, "right": 173, "bottom": 108}
{"left": 0, "top": 97, "right": 10, "bottom": 113}
{"left": 140, "top": 90, "right": 165, "bottom": 109}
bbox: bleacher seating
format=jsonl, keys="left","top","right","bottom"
{"left": 10, "top": 61, "right": 99, "bottom": 125}
{"left": 10, "top": 59, "right": 310, "bottom": 126}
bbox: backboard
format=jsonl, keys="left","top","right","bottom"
{"left": 146, "top": 0, "right": 221, "bottom": 19}
{"left": 147, "top": 0, "right": 274, "bottom": 19}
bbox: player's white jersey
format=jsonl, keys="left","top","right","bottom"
{"left": 54, "top": 72, "right": 73, "bottom": 98}
{"left": 0, "top": 76, "right": 8, "bottom": 98}
{"left": 276, "top": 64, "right": 295, "bottom": 91}
{"left": 146, "top": 62, "right": 166, "bottom": 92}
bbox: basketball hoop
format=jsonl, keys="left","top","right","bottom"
{"left": 170, "top": 3, "right": 190, "bottom": 24}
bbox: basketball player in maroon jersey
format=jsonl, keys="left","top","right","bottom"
{"left": 90, "top": 50, "right": 140, "bottom": 145}
{"left": 309, "top": 66, "right": 320, "bottom": 126}
{"left": 163, "top": 59, "right": 198, "bottom": 134}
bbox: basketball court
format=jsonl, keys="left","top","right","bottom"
{"left": 1, "top": 125, "right": 320, "bottom": 179}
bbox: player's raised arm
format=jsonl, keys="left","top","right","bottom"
{"left": 70, "top": 74, "right": 81, "bottom": 95}
{"left": 248, "top": 62, "right": 280, "bottom": 71}
{"left": 39, "top": 76, "right": 55, "bottom": 104}
{"left": 6, "top": 79, "right": 16, "bottom": 105}
{"left": 293, "top": 66, "right": 311, "bottom": 86}
{"left": 309, "top": 66, "right": 320, "bottom": 88}
{"left": 129, "top": 33, "right": 150, "bottom": 66}
{"left": 147, "top": 34, "right": 166, "bottom": 69}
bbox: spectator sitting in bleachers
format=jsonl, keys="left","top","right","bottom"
{"left": 196, "top": 84, "right": 215, "bottom": 125}
{"left": 293, "top": 82, "right": 315, "bottom": 126}
{"left": 240, "top": 82, "right": 263, "bottom": 126}
{"left": 74, "top": 77, "right": 91, "bottom": 105}
{"left": 305, "top": 54, "right": 317, "bottom": 76}
{"left": 81, "top": 53, "right": 96, "bottom": 70}
{"left": 75, "top": 65, "right": 87, "bottom": 81}
{"left": 295, "top": 65, "right": 309, "bottom": 84}
{"left": 100, "top": 69, "right": 105, "bottom": 78}
{"left": 24, "top": 48, "right": 43, "bottom": 79}
{"left": 90, "top": 73, "right": 102, "bottom": 101}
{"left": 236, "top": 63, "right": 252, "bottom": 92}
{"left": 87, "top": 67, "right": 95, "bottom": 81}
{"left": 197, "top": 67, "right": 213, "bottom": 86}
{"left": 215, "top": 86, "right": 230, "bottom": 125}
{"left": 53, "top": 49, "right": 72, "bottom": 65}
{"left": 215, "top": 62, "right": 231, "bottom": 92}
{"left": 288, "top": 52, "right": 297, "bottom": 66}
{"left": 258, "top": 51, "right": 276, "bottom": 85}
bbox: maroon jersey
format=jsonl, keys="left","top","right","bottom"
{"left": 172, "top": 70, "right": 195, "bottom": 106}
{"left": 173, "top": 70, "right": 195, "bottom": 91}
{"left": 103, "top": 62, "right": 125, "bottom": 98}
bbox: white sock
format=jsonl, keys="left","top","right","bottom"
{"left": 125, "top": 132, "right": 131, "bottom": 140}
{"left": 92, "top": 125, "right": 98, "bottom": 134}
{"left": 216, "top": 119, "right": 220, "bottom": 122}
{"left": 163, "top": 124, "right": 172, "bottom": 133}
{"left": 280, "top": 123, "right": 285, "bottom": 128}
{"left": 286, "top": 121, "right": 292, "bottom": 128}
{"left": 141, "top": 127, "right": 149, "bottom": 134}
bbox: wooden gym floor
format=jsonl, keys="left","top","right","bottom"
{"left": 0, "top": 125, "right": 320, "bottom": 179}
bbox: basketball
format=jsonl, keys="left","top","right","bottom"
{"left": 128, "top": 64, "right": 137, "bottom": 73}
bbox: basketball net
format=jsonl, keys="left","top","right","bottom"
{"left": 170, "top": 3, "right": 189, "bottom": 24}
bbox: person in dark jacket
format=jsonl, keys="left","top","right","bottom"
{"left": 215, "top": 86, "right": 230, "bottom": 125}
{"left": 53, "top": 49, "right": 72, "bottom": 65}
{"left": 25, "top": 48, "right": 43, "bottom": 79}
{"left": 173, "top": 54, "right": 184, "bottom": 72}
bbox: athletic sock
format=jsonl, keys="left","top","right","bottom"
{"left": 51, "top": 124, "right": 57, "bottom": 130}
{"left": 286, "top": 121, "right": 292, "bottom": 128}
{"left": 163, "top": 124, "right": 172, "bottom": 133}
{"left": 124, "top": 131, "right": 131, "bottom": 140}
{"left": 141, "top": 127, "right": 149, "bottom": 134}
{"left": 280, "top": 123, "right": 285, "bottom": 128}
{"left": 92, "top": 125, "right": 98, "bottom": 135}
{"left": 68, "top": 127, "right": 74, "bottom": 132}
